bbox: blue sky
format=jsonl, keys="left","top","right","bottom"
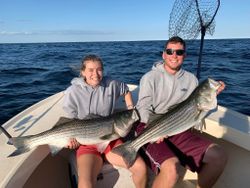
{"left": 0, "top": 0, "right": 249, "bottom": 43}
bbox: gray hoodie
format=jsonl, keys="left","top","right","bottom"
{"left": 136, "top": 61, "right": 198, "bottom": 124}
{"left": 63, "top": 76, "right": 129, "bottom": 120}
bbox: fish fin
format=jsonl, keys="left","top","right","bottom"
{"left": 167, "top": 103, "right": 180, "bottom": 111}
{"left": 7, "top": 138, "right": 13, "bottom": 145}
{"left": 48, "top": 145, "right": 63, "bottom": 156}
{"left": 84, "top": 114, "right": 103, "bottom": 120}
{"left": 99, "top": 133, "right": 115, "bottom": 140}
{"left": 200, "top": 119, "right": 206, "bottom": 132}
{"left": 112, "top": 141, "right": 137, "bottom": 167}
{"left": 54, "top": 117, "right": 74, "bottom": 127}
{"left": 194, "top": 109, "right": 207, "bottom": 132}
{"left": 8, "top": 147, "right": 31, "bottom": 157}
{"left": 8, "top": 137, "right": 31, "bottom": 157}
{"left": 9, "top": 137, "right": 26, "bottom": 147}
{"left": 147, "top": 113, "right": 164, "bottom": 125}
{"left": 96, "top": 141, "right": 110, "bottom": 153}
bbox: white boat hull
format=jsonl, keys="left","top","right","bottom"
{"left": 1, "top": 85, "right": 250, "bottom": 188}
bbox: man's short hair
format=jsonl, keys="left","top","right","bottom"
{"left": 166, "top": 36, "right": 186, "bottom": 50}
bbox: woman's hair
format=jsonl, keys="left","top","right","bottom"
{"left": 81, "top": 54, "right": 104, "bottom": 71}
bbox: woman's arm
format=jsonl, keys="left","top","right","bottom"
{"left": 124, "top": 91, "right": 134, "bottom": 109}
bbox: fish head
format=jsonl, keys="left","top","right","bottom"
{"left": 114, "top": 108, "right": 140, "bottom": 137}
{"left": 207, "top": 78, "right": 221, "bottom": 91}
{"left": 196, "top": 78, "right": 221, "bottom": 111}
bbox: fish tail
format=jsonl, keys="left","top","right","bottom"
{"left": 8, "top": 137, "right": 31, "bottom": 157}
{"left": 112, "top": 141, "right": 138, "bottom": 168}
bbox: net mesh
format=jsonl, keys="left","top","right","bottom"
{"left": 169, "top": 0, "right": 219, "bottom": 39}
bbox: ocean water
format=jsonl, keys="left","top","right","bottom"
{"left": 0, "top": 39, "right": 249, "bottom": 125}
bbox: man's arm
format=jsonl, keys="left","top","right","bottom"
{"left": 217, "top": 81, "right": 226, "bottom": 95}
{"left": 136, "top": 75, "right": 154, "bottom": 124}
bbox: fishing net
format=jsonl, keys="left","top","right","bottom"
{"left": 169, "top": 0, "right": 219, "bottom": 39}
{"left": 169, "top": 0, "right": 220, "bottom": 79}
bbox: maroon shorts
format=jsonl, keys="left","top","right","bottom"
{"left": 136, "top": 123, "right": 212, "bottom": 173}
{"left": 76, "top": 139, "right": 123, "bottom": 158}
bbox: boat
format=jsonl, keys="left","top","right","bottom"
{"left": 1, "top": 84, "right": 250, "bottom": 188}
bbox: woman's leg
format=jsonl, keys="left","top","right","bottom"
{"left": 77, "top": 154, "right": 103, "bottom": 188}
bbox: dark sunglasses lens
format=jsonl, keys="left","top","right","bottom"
{"left": 176, "top": 50, "right": 185, "bottom": 55}
{"left": 165, "top": 49, "right": 185, "bottom": 56}
{"left": 166, "top": 49, "right": 173, "bottom": 55}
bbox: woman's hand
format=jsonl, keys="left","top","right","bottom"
{"left": 66, "top": 138, "right": 80, "bottom": 149}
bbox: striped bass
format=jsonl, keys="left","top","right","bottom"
{"left": 112, "top": 78, "right": 221, "bottom": 167}
{"left": 8, "top": 108, "right": 139, "bottom": 157}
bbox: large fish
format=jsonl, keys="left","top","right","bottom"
{"left": 8, "top": 108, "right": 139, "bottom": 157}
{"left": 112, "top": 78, "right": 221, "bottom": 167}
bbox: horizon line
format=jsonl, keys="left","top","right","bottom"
{"left": 1, "top": 37, "right": 250, "bottom": 44}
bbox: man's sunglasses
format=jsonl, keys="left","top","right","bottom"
{"left": 165, "top": 48, "right": 185, "bottom": 56}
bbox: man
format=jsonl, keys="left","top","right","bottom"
{"left": 136, "top": 36, "right": 227, "bottom": 188}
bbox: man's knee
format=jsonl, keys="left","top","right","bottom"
{"left": 130, "top": 157, "right": 147, "bottom": 175}
{"left": 204, "top": 144, "right": 228, "bottom": 166}
{"left": 160, "top": 158, "right": 181, "bottom": 181}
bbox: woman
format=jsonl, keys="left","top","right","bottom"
{"left": 63, "top": 54, "right": 147, "bottom": 188}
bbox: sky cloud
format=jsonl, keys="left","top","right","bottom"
{"left": 0, "top": 31, "right": 33, "bottom": 35}
{"left": 42, "top": 30, "right": 114, "bottom": 35}
{"left": 0, "top": 30, "right": 114, "bottom": 36}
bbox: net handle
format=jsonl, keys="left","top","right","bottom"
{"left": 196, "top": 0, "right": 220, "bottom": 79}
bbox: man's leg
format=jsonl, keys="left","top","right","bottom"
{"left": 197, "top": 144, "right": 227, "bottom": 188}
{"left": 152, "top": 157, "right": 181, "bottom": 188}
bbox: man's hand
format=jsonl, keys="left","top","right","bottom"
{"left": 217, "top": 81, "right": 226, "bottom": 95}
{"left": 66, "top": 138, "right": 80, "bottom": 149}
{"left": 156, "top": 135, "right": 168, "bottom": 144}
